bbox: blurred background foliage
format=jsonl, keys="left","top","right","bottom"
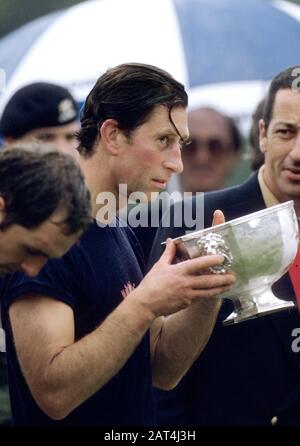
{"left": 0, "top": 0, "right": 300, "bottom": 39}
{"left": 0, "top": 0, "right": 88, "bottom": 38}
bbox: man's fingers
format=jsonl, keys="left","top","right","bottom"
{"left": 158, "top": 238, "right": 177, "bottom": 265}
{"left": 190, "top": 285, "right": 233, "bottom": 298}
{"left": 181, "top": 254, "right": 226, "bottom": 274}
{"left": 212, "top": 209, "right": 225, "bottom": 227}
{"left": 189, "top": 272, "right": 235, "bottom": 290}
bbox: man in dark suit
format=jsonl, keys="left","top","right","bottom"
{"left": 149, "top": 64, "right": 300, "bottom": 426}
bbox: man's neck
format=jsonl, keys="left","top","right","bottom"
{"left": 261, "top": 166, "right": 300, "bottom": 218}
{"left": 79, "top": 152, "right": 118, "bottom": 220}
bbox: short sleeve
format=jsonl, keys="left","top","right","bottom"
{"left": 1, "top": 248, "right": 82, "bottom": 330}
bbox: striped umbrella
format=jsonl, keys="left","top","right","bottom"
{"left": 0, "top": 0, "right": 300, "bottom": 124}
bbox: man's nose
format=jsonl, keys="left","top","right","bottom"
{"left": 164, "top": 145, "right": 184, "bottom": 174}
{"left": 20, "top": 257, "right": 48, "bottom": 277}
{"left": 193, "top": 145, "right": 211, "bottom": 163}
{"left": 290, "top": 133, "right": 300, "bottom": 161}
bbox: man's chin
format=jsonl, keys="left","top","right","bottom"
{"left": 148, "top": 191, "right": 160, "bottom": 202}
{"left": 279, "top": 182, "right": 300, "bottom": 200}
{"left": 137, "top": 190, "right": 160, "bottom": 203}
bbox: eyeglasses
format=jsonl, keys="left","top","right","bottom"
{"left": 183, "top": 138, "right": 232, "bottom": 157}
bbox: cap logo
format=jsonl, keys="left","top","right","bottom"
{"left": 57, "top": 98, "right": 77, "bottom": 123}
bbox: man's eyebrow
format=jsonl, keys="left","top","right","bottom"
{"left": 158, "top": 128, "right": 190, "bottom": 141}
{"left": 274, "top": 121, "right": 297, "bottom": 128}
{"left": 157, "top": 127, "right": 177, "bottom": 135}
{"left": 36, "top": 131, "right": 52, "bottom": 136}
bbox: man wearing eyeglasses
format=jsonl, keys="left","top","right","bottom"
{"left": 169, "top": 106, "right": 242, "bottom": 194}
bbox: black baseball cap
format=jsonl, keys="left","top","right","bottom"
{"left": 0, "top": 82, "right": 78, "bottom": 138}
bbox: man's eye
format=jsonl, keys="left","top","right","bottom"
{"left": 66, "top": 134, "right": 77, "bottom": 141}
{"left": 37, "top": 134, "right": 53, "bottom": 142}
{"left": 25, "top": 247, "right": 47, "bottom": 258}
{"left": 159, "top": 136, "right": 169, "bottom": 145}
{"left": 25, "top": 247, "right": 40, "bottom": 256}
{"left": 277, "top": 129, "right": 294, "bottom": 136}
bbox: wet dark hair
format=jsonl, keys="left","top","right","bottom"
{"left": 0, "top": 144, "right": 92, "bottom": 234}
{"left": 77, "top": 63, "right": 188, "bottom": 156}
{"left": 263, "top": 64, "right": 300, "bottom": 130}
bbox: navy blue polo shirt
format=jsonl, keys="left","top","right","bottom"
{"left": 1, "top": 220, "right": 154, "bottom": 425}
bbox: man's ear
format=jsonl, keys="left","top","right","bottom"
{"left": 259, "top": 119, "right": 267, "bottom": 154}
{"left": 99, "top": 119, "right": 121, "bottom": 155}
{"left": 0, "top": 196, "right": 6, "bottom": 224}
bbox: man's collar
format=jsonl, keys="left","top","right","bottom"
{"left": 257, "top": 165, "right": 279, "bottom": 208}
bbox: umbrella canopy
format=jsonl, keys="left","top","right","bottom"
{"left": 0, "top": 0, "right": 300, "bottom": 123}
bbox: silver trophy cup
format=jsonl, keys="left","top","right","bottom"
{"left": 172, "top": 201, "right": 299, "bottom": 325}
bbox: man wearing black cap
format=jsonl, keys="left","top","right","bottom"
{"left": 0, "top": 82, "right": 79, "bottom": 159}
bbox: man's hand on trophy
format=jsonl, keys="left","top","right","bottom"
{"left": 127, "top": 237, "right": 235, "bottom": 319}
{"left": 212, "top": 209, "right": 225, "bottom": 226}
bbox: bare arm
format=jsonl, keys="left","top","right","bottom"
{"left": 9, "top": 293, "right": 154, "bottom": 420}
{"left": 150, "top": 298, "right": 221, "bottom": 390}
{"left": 149, "top": 210, "right": 230, "bottom": 389}
{"left": 9, "top": 211, "right": 234, "bottom": 419}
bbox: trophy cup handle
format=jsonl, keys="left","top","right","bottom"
{"left": 196, "top": 233, "right": 233, "bottom": 274}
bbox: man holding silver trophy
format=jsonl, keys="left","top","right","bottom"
{"left": 0, "top": 63, "right": 235, "bottom": 426}
{"left": 149, "top": 65, "right": 300, "bottom": 426}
